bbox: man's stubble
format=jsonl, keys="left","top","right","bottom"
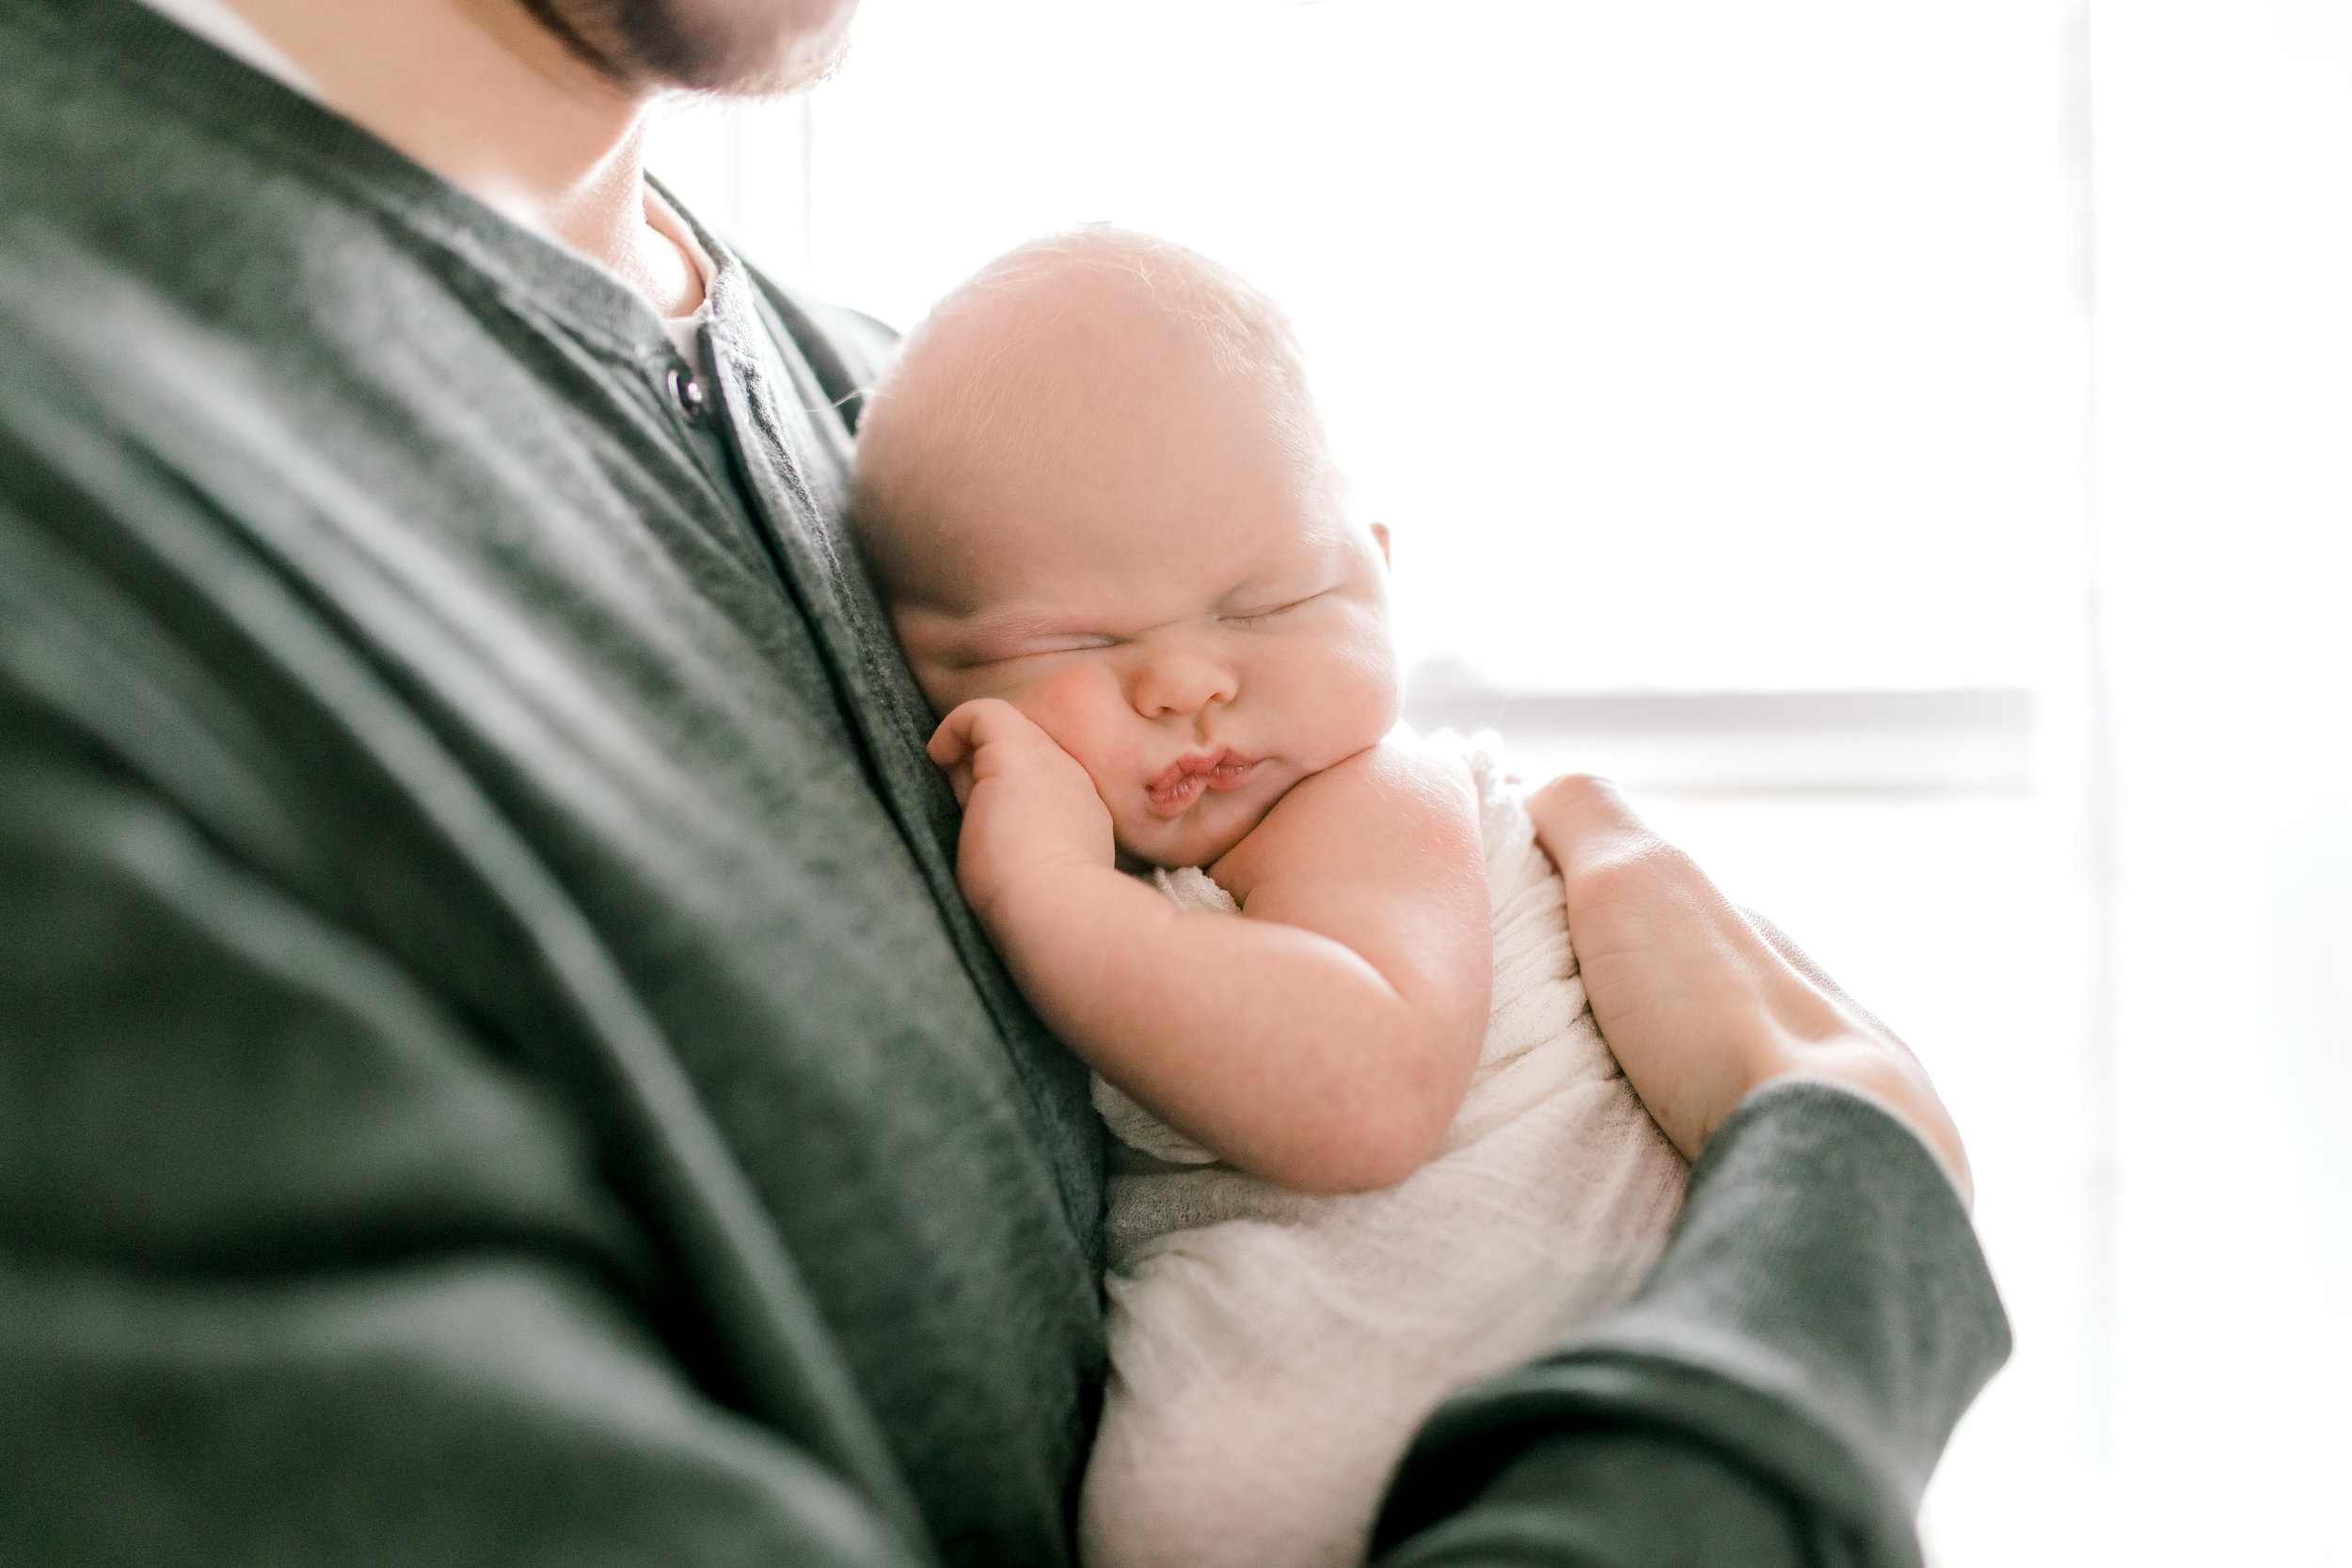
{"left": 516, "top": 0, "right": 856, "bottom": 95}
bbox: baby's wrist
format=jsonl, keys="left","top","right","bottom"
{"left": 964, "top": 853, "right": 1115, "bottom": 951}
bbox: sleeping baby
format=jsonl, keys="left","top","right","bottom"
{"left": 850, "top": 227, "right": 1689, "bottom": 1568}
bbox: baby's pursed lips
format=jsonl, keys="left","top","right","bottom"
{"left": 1144, "top": 748, "right": 1259, "bottom": 816}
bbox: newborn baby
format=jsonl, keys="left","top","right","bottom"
{"left": 852, "top": 228, "right": 1687, "bottom": 1568}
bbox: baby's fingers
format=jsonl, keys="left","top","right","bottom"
{"left": 926, "top": 705, "right": 991, "bottom": 807}
{"left": 938, "top": 756, "right": 976, "bottom": 808}
{"left": 928, "top": 698, "right": 1033, "bottom": 765}
{"left": 926, "top": 704, "right": 980, "bottom": 770}
{"left": 928, "top": 698, "right": 1051, "bottom": 808}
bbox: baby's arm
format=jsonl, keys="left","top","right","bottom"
{"left": 930, "top": 699, "right": 1491, "bottom": 1195}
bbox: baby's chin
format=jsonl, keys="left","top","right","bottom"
{"left": 1114, "top": 806, "right": 1262, "bottom": 875}
{"left": 1115, "top": 830, "right": 1248, "bottom": 875}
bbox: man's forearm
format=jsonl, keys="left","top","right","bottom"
{"left": 1372, "top": 1081, "right": 2008, "bottom": 1568}
{"left": 1376, "top": 1432, "right": 1817, "bottom": 1568}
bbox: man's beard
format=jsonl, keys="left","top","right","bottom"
{"left": 516, "top": 0, "right": 853, "bottom": 95}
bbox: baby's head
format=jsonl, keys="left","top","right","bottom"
{"left": 854, "top": 228, "right": 1400, "bottom": 869}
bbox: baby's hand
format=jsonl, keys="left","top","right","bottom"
{"left": 928, "top": 698, "right": 1117, "bottom": 923}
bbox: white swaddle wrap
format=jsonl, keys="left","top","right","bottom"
{"left": 1079, "top": 736, "right": 1690, "bottom": 1568}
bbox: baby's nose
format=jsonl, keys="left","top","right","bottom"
{"left": 1133, "top": 651, "right": 1239, "bottom": 719}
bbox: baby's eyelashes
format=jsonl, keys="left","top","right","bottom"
{"left": 1222, "top": 593, "right": 1321, "bottom": 626}
{"left": 958, "top": 633, "right": 1123, "bottom": 667}
{"left": 947, "top": 588, "right": 1329, "bottom": 667}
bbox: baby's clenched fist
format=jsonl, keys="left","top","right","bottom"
{"left": 928, "top": 698, "right": 1118, "bottom": 926}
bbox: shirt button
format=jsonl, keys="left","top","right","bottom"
{"left": 666, "top": 366, "right": 707, "bottom": 425}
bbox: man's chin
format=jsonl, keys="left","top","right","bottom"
{"left": 518, "top": 0, "right": 858, "bottom": 96}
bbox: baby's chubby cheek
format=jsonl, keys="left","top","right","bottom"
{"left": 1004, "top": 664, "right": 1133, "bottom": 799}
{"left": 1305, "top": 635, "right": 1405, "bottom": 762}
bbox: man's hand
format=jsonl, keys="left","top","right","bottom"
{"left": 1526, "top": 774, "right": 1973, "bottom": 1205}
{"left": 928, "top": 698, "right": 1117, "bottom": 923}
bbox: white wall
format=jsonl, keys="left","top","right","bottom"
{"left": 2092, "top": 2, "right": 2352, "bottom": 1557}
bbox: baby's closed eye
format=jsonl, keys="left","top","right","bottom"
{"left": 958, "top": 633, "right": 1122, "bottom": 668}
{"left": 1222, "top": 592, "right": 1325, "bottom": 625}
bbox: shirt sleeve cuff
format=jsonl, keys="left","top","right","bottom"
{"left": 1372, "top": 1078, "right": 2011, "bottom": 1568}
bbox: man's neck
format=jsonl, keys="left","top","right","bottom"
{"left": 215, "top": 0, "right": 703, "bottom": 314}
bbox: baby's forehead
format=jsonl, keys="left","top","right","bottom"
{"left": 904, "top": 234, "right": 1307, "bottom": 419}
{"left": 855, "top": 230, "right": 1339, "bottom": 610}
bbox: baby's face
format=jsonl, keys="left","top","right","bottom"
{"left": 887, "top": 355, "right": 1399, "bottom": 869}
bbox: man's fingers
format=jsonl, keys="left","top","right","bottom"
{"left": 1524, "top": 773, "right": 1645, "bottom": 867}
{"left": 1524, "top": 775, "right": 1695, "bottom": 921}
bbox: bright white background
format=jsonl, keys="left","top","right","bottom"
{"left": 654, "top": 4, "right": 2352, "bottom": 1561}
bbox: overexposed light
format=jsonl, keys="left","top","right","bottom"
{"left": 669, "top": 0, "right": 2086, "bottom": 694}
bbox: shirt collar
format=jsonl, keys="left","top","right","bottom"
{"left": 129, "top": 0, "right": 718, "bottom": 336}
{"left": 129, "top": 0, "right": 318, "bottom": 98}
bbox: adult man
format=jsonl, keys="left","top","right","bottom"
{"left": 0, "top": 0, "right": 2007, "bottom": 1562}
